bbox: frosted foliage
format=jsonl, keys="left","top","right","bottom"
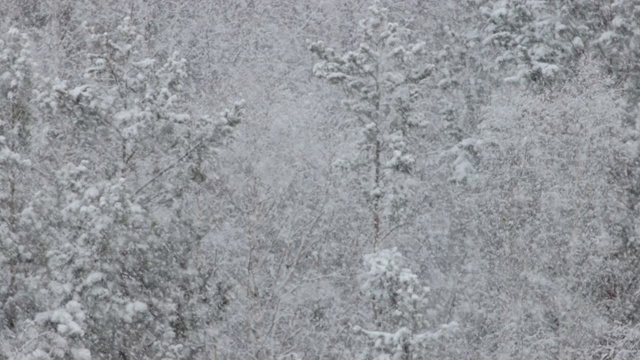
{"left": 356, "top": 248, "right": 457, "bottom": 359}
{"left": 5, "top": 1, "right": 640, "bottom": 359}
{"left": 361, "top": 248, "right": 428, "bottom": 327}
{"left": 44, "top": 16, "right": 240, "bottom": 198}
{"left": 0, "top": 27, "right": 35, "bottom": 232}
{"left": 310, "top": 3, "right": 431, "bottom": 248}
{"left": 453, "top": 61, "right": 639, "bottom": 358}
{"left": 0, "top": 28, "right": 34, "bottom": 104}
{"left": 0, "top": 16, "right": 239, "bottom": 360}
{"left": 310, "top": 5, "right": 431, "bottom": 164}
{"left": 479, "top": 0, "right": 576, "bottom": 85}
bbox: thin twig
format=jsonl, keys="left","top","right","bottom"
{"left": 135, "top": 140, "right": 205, "bottom": 195}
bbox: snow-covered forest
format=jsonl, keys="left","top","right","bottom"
{"left": 2, "top": 0, "right": 640, "bottom": 358}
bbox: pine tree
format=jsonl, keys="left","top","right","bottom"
{"left": 478, "top": 0, "right": 581, "bottom": 86}
{"left": 2, "top": 17, "right": 241, "bottom": 359}
{"left": 310, "top": 3, "right": 431, "bottom": 249}
{"left": 354, "top": 248, "right": 457, "bottom": 359}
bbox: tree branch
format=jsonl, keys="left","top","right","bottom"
{"left": 135, "top": 140, "right": 205, "bottom": 196}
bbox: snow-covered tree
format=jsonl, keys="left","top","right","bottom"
{"left": 451, "top": 59, "right": 636, "bottom": 357}
{"left": 10, "top": 1, "right": 640, "bottom": 358}
{"left": 354, "top": 248, "right": 457, "bottom": 359}
{"left": 0, "top": 26, "right": 53, "bottom": 359}
{"left": 0, "top": 26, "right": 37, "bottom": 237}
{"left": 478, "top": 0, "right": 581, "bottom": 86}
{"left": 44, "top": 17, "right": 241, "bottom": 189}
{"left": 310, "top": 3, "right": 432, "bottom": 249}
{"left": 1, "top": 16, "right": 242, "bottom": 359}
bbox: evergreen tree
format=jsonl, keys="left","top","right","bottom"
{"left": 355, "top": 248, "right": 457, "bottom": 359}
{"left": 310, "top": 3, "right": 431, "bottom": 249}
